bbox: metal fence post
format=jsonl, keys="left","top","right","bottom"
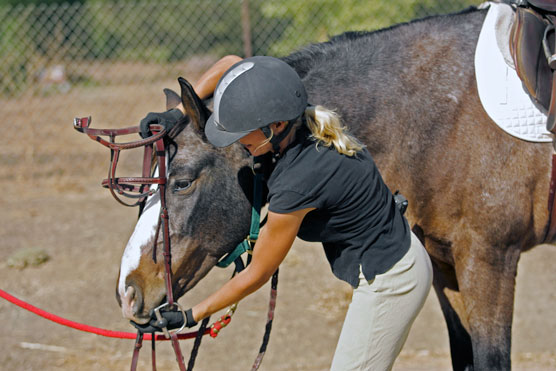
{"left": 242, "top": 0, "right": 253, "bottom": 57}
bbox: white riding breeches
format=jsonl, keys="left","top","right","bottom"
{"left": 330, "top": 232, "right": 433, "bottom": 371}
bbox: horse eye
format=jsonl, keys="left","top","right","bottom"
{"left": 173, "top": 179, "right": 192, "bottom": 193}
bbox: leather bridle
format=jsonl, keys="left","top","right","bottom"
{"left": 73, "top": 116, "right": 276, "bottom": 371}
{"left": 74, "top": 116, "right": 191, "bottom": 369}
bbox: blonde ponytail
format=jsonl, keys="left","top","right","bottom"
{"left": 304, "top": 105, "right": 364, "bottom": 156}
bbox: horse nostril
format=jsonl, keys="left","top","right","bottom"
{"left": 132, "top": 285, "right": 144, "bottom": 316}
{"left": 122, "top": 284, "right": 144, "bottom": 320}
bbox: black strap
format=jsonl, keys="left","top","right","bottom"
{"left": 262, "top": 115, "right": 305, "bottom": 156}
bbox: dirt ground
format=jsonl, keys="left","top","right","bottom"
{"left": 1, "top": 76, "right": 555, "bottom": 371}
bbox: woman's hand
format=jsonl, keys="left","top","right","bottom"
{"left": 139, "top": 108, "right": 184, "bottom": 138}
{"left": 138, "top": 55, "right": 241, "bottom": 138}
{"left": 131, "top": 308, "right": 197, "bottom": 334}
{"left": 191, "top": 207, "right": 314, "bottom": 322}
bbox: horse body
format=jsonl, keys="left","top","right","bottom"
{"left": 289, "top": 9, "right": 552, "bottom": 368}
{"left": 117, "top": 6, "right": 553, "bottom": 370}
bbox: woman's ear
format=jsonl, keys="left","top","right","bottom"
{"left": 270, "top": 121, "right": 288, "bottom": 134}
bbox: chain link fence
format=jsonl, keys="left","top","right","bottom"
{"left": 0, "top": 0, "right": 479, "bottom": 184}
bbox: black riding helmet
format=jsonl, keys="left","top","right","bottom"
{"left": 205, "top": 56, "right": 308, "bottom": 148}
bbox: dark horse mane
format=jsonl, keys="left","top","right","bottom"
{"left": 282, "top": 6, "right": 481, "bottom": 80}
{"left": 280, "top": 5, "right": 486, "bottom": 155}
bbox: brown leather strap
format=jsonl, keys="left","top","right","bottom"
{"left": 544, "top": 154, "right": 556, "bottom": 242}
{"left": 74, "top": 117, "right": 167, "bottom": 150}
{"left": 151, "top": 338, "right": 157, "bottom": 371}
{"left": 170, "top": 332, "right": 187, "bottom": 371}
{"left": 546, "top": 18, "right": 556, "bottom": 133}
{"left": 510, "top": 8, "right": 554, "bottom": 111}
{"left": 130, "top": 332, "right": 143, "bottom": 371}
{"left": 74, "top": 115, "right": 191, "bottom": 371}
{"left": 74, "top": 114, "right": 276, "bottom": 371}
{"left": 548, "top": 72, "right": 556, "bottom": 133}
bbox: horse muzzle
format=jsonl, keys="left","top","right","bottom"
{"left": 120, "top": 284, "right": 149, "bottom": 324}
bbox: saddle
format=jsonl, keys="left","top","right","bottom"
{"left": 509, "top": 0, "right": 556, "bottom": 131}
{"left": 528, "top": 0, "right": 556, "bottom": 13}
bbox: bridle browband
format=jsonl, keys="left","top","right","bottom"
{"left": 73, "top": 116, "right": 276, "bottom": 371}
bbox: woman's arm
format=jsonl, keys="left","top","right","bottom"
{"left": 194, "top": 55, "right": 243, "bottom": 100}
{"left": 176, "top": 55, "right": 243, "bottom": 114}
{"left": 191, "top": 207, "right": 314, "bottom": 322}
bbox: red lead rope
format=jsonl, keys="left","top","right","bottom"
{"left": 1, "top": 116, "right": 278, "bottom": 371}
{"left": 0, "top": 288, "right": 209, "bottom": 341}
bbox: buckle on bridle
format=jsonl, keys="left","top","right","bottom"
{"left": 152, "top": 302, "right": 187, "bottom": 339}
{"left": 246, "top": 235, "right": 257, "bottom": 253}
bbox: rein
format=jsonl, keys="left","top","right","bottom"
{"left": 72, "top": 116, "right": 276, "bottom": 371}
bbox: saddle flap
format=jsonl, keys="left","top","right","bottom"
{"left": 511, "top": 7, "right": 554, "bottom": 110}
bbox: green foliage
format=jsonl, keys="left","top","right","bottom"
{"left": 0, "top": 0, "right": 481, "bottom": 97}
{"left": 0, "top": 0, "right": 83, "bottom": 4}
{"left": 413, "top": 0, "right": 479, "bottom": 17}
{"left": 258, "top": 0, "right": 480, "bottom": 56}
{"left": 0, "top": 6, "right": 35, "bottom": 94}
{"left": 74, "top": 1, "right": 245, "bottom": 61}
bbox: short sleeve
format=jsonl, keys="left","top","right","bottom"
{"left": 268, "top": 190, "right": 321, "bottom": 214}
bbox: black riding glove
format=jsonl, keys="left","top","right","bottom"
{"left": 132, "top": 308, "right": 197, "bottom": 334}
{"left": 139, "top": 108, "right": 183, "bottom": 138}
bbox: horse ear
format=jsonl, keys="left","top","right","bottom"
{"left": 164, "top": 88, "right": 182, "bottom": 110}
{"left": 177, "top": 77, "right": 210, "bottom": 136}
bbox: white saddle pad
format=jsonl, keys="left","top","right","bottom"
{"left": 475, "top": 2, "right": 552, "bottom": 143}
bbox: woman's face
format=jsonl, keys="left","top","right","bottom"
{"left": 239, "top": 129, "right": 272, "bottom": 156}
{"left": 238, "top": 121, "right": 288, "bottom": 156}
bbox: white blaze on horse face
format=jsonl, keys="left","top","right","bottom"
{"left": 118, "top": 174, "right": 162, "bottom": 300}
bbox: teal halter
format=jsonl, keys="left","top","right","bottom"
{"left": 215, "top": 158, "right": 264, "bottom": 269}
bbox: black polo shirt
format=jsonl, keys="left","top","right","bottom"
{"left": 267, "top": 127, "right": 410, "bottom": 287}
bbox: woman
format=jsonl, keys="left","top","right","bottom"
{"left": 143, "top": 56, "right": 432, "bottom": 370}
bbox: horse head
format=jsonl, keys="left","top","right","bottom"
{"left": 116, "top": 77, "right": 253, "bottom": 324}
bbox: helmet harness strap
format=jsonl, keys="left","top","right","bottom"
{"left": 262, "top": 115, "right": 305, "bottom": 157}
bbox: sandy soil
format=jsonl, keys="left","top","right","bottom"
{"left": 0, "top": 78, "right": 555, "bottom": 370}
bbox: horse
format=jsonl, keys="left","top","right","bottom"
{"left": 115, "top": 4, "right": 556, "bottom": 370}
